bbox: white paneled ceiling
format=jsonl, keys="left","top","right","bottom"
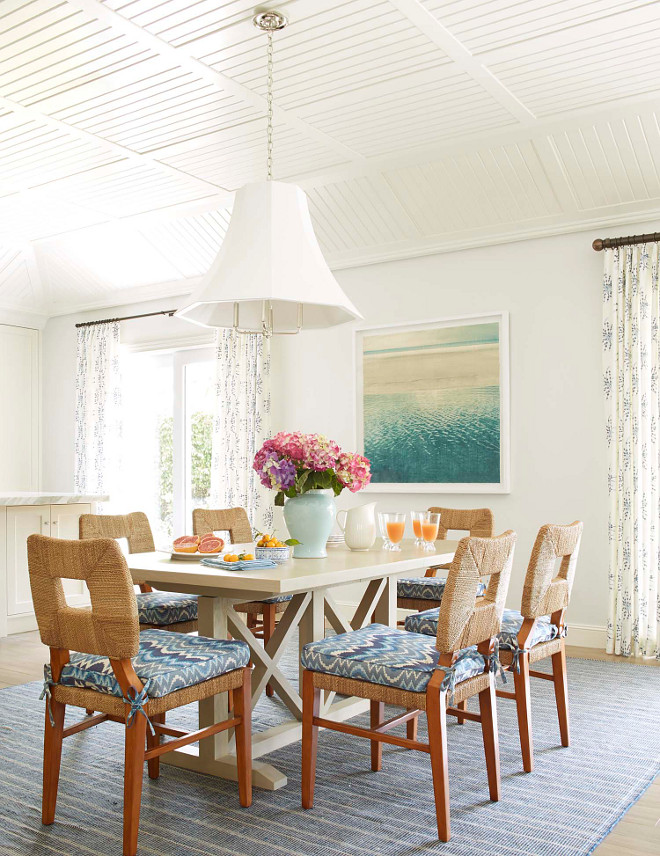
{"left": 0, "top": 0, "right": 659, "bottom": 316}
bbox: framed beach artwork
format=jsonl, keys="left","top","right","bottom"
{"left": 356, "top": 312, "right": 510, "bottom": 493}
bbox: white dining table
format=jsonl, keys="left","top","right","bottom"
{"left": 126, "top": 538, "right": 458, "bottom": 790}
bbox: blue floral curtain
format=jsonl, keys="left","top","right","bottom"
{"left": 74, "top": 321, "right": 121, "bottom": 505}
{"left": 603, "top": 242, "right": 660, "bottom": 658}
{"left": 211, "top": 329, "right": 272, "bottom": 533}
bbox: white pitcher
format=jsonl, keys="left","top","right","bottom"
{"left": 336, "top": 502, "right": 378, "bottom": 551}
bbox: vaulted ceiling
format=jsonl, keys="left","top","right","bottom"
{"left": 2, "top": 0, "right": 660, "bottom": 318}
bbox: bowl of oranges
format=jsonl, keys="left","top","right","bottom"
{"left": 254, "top": 532, "right": 298, "bottom": 564}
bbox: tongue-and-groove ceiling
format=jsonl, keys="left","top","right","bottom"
{"left": 2, "top": 0, "right": 660, "bottom": 318}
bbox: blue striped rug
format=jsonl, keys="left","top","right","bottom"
{"left": 0, "top": 654, "right": 658, "bottom": 856}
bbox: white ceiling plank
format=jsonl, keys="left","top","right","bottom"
{"left": 388, "top": 0, "right": 536, "bottom": 124}
{"left": 64, "top": 0, "right": 367, "bottom": 164}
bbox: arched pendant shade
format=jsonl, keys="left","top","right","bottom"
{"left": 176, "top": 181, "right": 362, "bottom": 333}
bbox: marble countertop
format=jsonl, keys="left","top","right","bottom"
{"left": 0, "top": 492, "right": 108, "bottom": 506}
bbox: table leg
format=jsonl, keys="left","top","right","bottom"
{"left": 373, "top": 575, "right": 397, "bottom": 627}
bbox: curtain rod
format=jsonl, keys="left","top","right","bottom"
{"left": 75, "top": 309, "right": 178, "bottom": 328}
{"left": 592, "top": 232, "right": 660, "bottom": 251}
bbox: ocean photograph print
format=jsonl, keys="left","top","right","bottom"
{"left": 356, "top": 312, "right": 510, "bottom": 493}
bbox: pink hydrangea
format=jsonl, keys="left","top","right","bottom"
{"left": 335, "top": 452, "right": 372, "bottom": 492}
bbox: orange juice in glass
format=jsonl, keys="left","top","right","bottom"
{"left": 379, "top": 512, "right": 405, "bottom": 552}
{"left": 421, "top": 512, "right": 440, "bottom": 552}
{"left": 411, "top": 511, "right": 425, "bottom": 547}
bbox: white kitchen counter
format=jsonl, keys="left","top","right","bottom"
{"left": 0, "top": 492, "right": 108, "bottom": 506}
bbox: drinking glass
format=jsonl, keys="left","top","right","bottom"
{"left": 379, "top": 512, "right": 405, "bottom": 552}
{"left": 421, "top": 512, "right": 440, "bottom": 552}
{"left": 411, "top": 511, "right": 425, "bottom": 547}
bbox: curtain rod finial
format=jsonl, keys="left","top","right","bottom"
{"left": 593, "top": 238, "right": 604, "bottom": 251}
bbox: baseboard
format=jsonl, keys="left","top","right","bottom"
{"left": 7, "top": 612, "right": 38, "bottom": 635}
{"left": 334, "top": 600, "right": 607, "bottom": 650}
{"left": 565, "top": 623, "right": 607, "bottom": 649}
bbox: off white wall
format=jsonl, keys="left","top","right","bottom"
{"left": 270, "top": 224, "right": 635, "bottom": 645}
{"left": 40, "top": 219, "right": 660, "bottom": 646}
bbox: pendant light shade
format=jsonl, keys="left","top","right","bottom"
{"left": 176, "top": 181, "right": 362, "bottom": 332}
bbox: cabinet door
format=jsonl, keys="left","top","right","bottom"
{"left": 51, "top": 503, "right": 92, "bottom": 606}
{"left": 6, "top": 506, "right": 50, "bottom": 616}
{"left": 0, "top": 325, "right": 39, "bottom": 491}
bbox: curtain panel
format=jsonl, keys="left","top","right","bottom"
{"left": 603, "top": 242, "right": 660, "bottom": 658}
{"left": 212, "top": 329, "right": 273, "bottom": 534}
{"left": 74, "top": 322, "right": 122, "bottom": 502}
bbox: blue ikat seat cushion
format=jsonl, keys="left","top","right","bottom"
{"left": 301, "top": 623, "right": 485, "bottom": 694}
{"left": 397, "top": 577, "right": 487, "bottom": 602}
{"left": 254, "top": 595, "right": 292, "bottom": 605}
{"left": 136, "top": 591, "right": 198, "bottom": 626}
{"left": 405, "top": 606, "right": 560, "bottom": 649}
{"left": 47, "top": 629, "right": 250, "bottom": 699}
{"left": 498, "top": 608, "right": 559, "bottom": 650}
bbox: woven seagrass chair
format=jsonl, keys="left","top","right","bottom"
{"left": 28, "top": 534, "right": 252, "bottom": 856}
{"left": 193, "top": 507, "right": 292, "bottom": 699}
{"left": 496, "top": 521, "right": 583, "bottom": 772}
{"left": 301, "top": 530, "right": 517, "bottom": 842}
{"left": 79, "top": 512, "right": 198, "bottom": 633}
{"left": 397, "top": 507, "right": 494, "bottom": 621}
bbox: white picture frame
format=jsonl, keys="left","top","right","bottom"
{"left": 355, "top": 311, "right": 510, "bottom": 494}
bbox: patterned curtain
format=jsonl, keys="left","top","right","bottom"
{"left": 74, "top": 322, "right": 121, "bottom": 503}
{"left": 211, "top": 329, "right": 273, "bottom": 533}
{"left": 603, "top": 242, "right": 660, "bottom": 658}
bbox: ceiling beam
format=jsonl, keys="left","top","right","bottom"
{"left": 388, "top": 0, "right": 536, "bottom": 125}
{"left": 64, "top": 0, "right": 365, "bottom": 166}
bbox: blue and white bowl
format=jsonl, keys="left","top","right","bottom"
{"left": 255, "top": 545, "right": 291, "bottom": 564}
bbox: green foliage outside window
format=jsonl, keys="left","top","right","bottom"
{"left": 158, "top": 412, "right": 212, "bottom": 532}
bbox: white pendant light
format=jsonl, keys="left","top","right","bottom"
{"left": 177, "top": 11, "right": 362, "bottom": 335}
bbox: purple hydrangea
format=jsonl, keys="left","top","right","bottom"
{"left": 258, "top": 452, "right": 296, "bottom": 492}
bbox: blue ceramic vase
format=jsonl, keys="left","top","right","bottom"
{"left": 283, "top": 489, "right": 336, "bottom": 558}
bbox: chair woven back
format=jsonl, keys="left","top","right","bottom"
{"left": 27, "top": 534, "right": 139, "bottom": 660}
{"left": 435, "top": 531, "right": 516, "bottom": 654}
{"left": 520, "top": 522, "right": 583, "bottom": 619}
{"left": 192, "top": 507, "right": 253, "bottom": 543}
{"left": 79, "top": 512, "right": 155, "bottom": 554}
{"left": 429, "top": 507, "right": 494, "bottom": 540}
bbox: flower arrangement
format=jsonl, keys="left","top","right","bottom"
{"left": 254, "top": 431, "right": 371, "bottom": 506}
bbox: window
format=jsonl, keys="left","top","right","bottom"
{"left": 119, "top": 346, "right": 215, "bottom": 547}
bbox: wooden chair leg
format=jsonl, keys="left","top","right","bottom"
{"left": 552, "top": 644, "right": 570, "bottom": 747}
{"left": 232, "top": 667, "right": 253, "bottom": 808}
{"left": 85, "top": 708, "right": 94, "bottom": 716}
{"left": 370, "top": 701, "right": 384, "bottom": 771}
{"left": 247, "top": 614, "right": 257, "bottom": 630}
{"left": 147, "top": 713, "right": 165, "bottom": 780}
{"left": 123, "top": 714, "right": 147, "bottom": 856}
{"left": 478, "top": 680, "right": 501, "bottom": 802}
{"left": 406, "top": 711, "right": 418, "bottom": 741}
{"left": 263, "top": 604, "right": 277, "bottom": 698}
{"left": 42, "top": 698, "right": 66, "bottom": 825}
{"left": 301, "top": 670, "right": 321, "bottom": 809}
{"left": 514, "top": 651, "right": 534, "bottom": 773}
{"left": 455, "top": 699, "right": 467, "bottom": 725}
{"left": 426, "top": 688, "right": 450, "bottom": 842}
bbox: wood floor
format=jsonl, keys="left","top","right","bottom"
{"left": 1, "top": 633, "right": 658, "bottom": 854}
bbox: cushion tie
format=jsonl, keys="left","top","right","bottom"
{"left": 509, "top": 623, "right": 567, "bottom": 674}
{"left": 486, "top": 638, "right": 507, "bottom": 685}
{"left": 39, "top": 665, "right": 56, "bottom": 728}
{"left": 438, "top": 666, "right": 458, "bottom": 705}
{"left": 122, "top": 683, "right": 155, "bottom": 736}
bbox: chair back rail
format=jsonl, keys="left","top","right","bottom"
{"left": 429, "top": 506, "right": 494, "bottom": 540}
{"left": 435, "top": 531, "right": 516, "bottom": 654}
{"left": 193, "top": 507, "right": 253, "bottom": 542}
{"left": 79, "top": 512, "right": 155, "bottom": 554}
{"left": 28, "top": 534, "right": 139, "bottom": 660}
{"left": 520, "top": 522, "right": 583, "bottom": 619}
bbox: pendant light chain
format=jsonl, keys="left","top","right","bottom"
{"left": 266, "top": 27, "right": 274, "bottom": 181}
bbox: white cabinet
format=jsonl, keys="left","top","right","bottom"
{"left": 5, "top": 503, "right": 91, "bottom": 620}
{"left": 0, "top": 325, "right": 39, "bottom": 492}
